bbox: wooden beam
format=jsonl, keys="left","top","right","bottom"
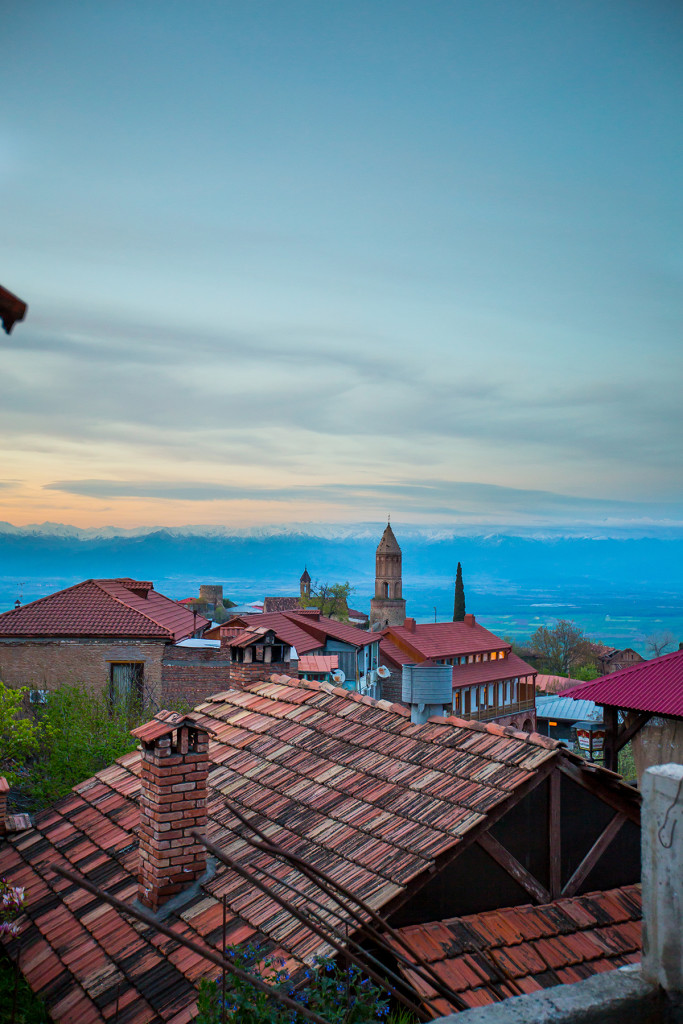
{"left": 616, "top": 711, "right": 653, "bottom": 752}
{"left": 549, "top": 769, "right": 562, "bottom": 899}
{"left": 384, "top": 754, "right": 558, "bottom": 921}
{"left": 477, "top": 830, "right": 551, "bottom": 904}
{"left": 561, "top": 811, "right": 627, "bottom": 897}
{"left": 558, "top": 758, "right": 640, "bottom": 826}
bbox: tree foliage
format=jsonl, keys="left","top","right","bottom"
{"left": 529, "top": 619, "right": 592, "bottom": 676}
{"left": 0, "top": 684, "right": 40, "bottom": 786}
{"left": 453, "top": 562, "right": 466, "bottom": 622}
{"left": 303, "top": 581, "right": 354, "bottom": 621}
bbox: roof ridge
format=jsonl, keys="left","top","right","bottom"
{"left": 0, "top": 577, "right": 99, "bottom": 621}
{"left": 94, "top": 580, "right": 174, "bottom": 638}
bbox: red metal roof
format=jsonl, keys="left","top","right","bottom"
{"left": 391, "top": 885, "right": 641, "bottom": 1017}
{"left": 0, "top": 579, "right": 209, "bottom": 642}
{"left": 449, "top": 653, "right": 537, "bottom": 688}
{"left": 382, "top": 620, "right": 511, "bottom": 662}
{"left": 1, "top": 676, "right": 571, "bottom": 1023}
{"left": 563, "top": 649, "right": 683, "bottom": 718}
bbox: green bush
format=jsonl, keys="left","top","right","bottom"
{"left": 196, "top": 943, "right": 390, "bottom": 1024}
{"left": 0, "top": 684, "right": 41, "bottom": 786}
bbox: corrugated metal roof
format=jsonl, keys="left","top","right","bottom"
{"left": 0, "top": 578, "right": 208, "bottom": 642}
{"left": 536, "top": 695, "right": 601, "bottom": 723}
{"left": 451, "top": 654, "right": 537, "bottom": 687}
{"left": 563, "top": 649, "right": 683, "bottom": 718}
{"left": 383, "top": 620, "right": 512, "bottom": 660}
{"left": 391, "top": 885, "right": 641, "bottom": 1017}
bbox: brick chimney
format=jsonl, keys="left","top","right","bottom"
{"left": 131, "top": 711, "right": 212, "bottom": 911}
{"left": 0, "top": 777, "right": 8, "bottom": 835}
{"left": 463, "top": 613, "right": 476, "bottom": 627}
{"left": 403, "top": 617, "right": 416, "bottom": 632}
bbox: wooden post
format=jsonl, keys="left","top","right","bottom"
{"left": 603, "top": 706, "right": 619, "bottom": 773}
{"left": 642, "top": 763, "right": 683, "bottom": 1001}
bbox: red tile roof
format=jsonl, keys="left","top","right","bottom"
{"left": 563, "top": 649, "right": 683, "bottom": 718}
{"left": 0, "top": 579, "right": 209, "bottom": 642}
{"left": 382, "top": 620, "right": 511, "bottom": 663}
{"left": 391, "top": 885, "right": 642, "bottom": 1017}
{"left": 536, "top": 674, "right": 582, "bottom": 694}
{"left": 262, "top": 597, "right": 302, "bottom": 613}
{"left": 1, "top": 676, "right": 568, "bottom": 1023}
{"left": 298, "top": 654, "right": 338, "bottom": 674}
{"left": 227, "top": 610, "right": 378, "bottom": 653}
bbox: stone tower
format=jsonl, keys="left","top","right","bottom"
{"left": 300, "top": 567, "right": 311, "bottom": 601}
{"left": 369, "top": 522, "right": 407, "bottom": 629}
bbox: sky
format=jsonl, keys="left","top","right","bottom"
{"left": 2, "top": 1, "right": 682, "bottom": 531}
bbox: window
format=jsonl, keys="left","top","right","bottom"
{"left": 483, "top": 652, "right": 489, "bottom": 661}
{"left": 468, "top": 655, "right": 474, "bottom": 664}
{"left": 498, "top": 682, "right": 503, "bottom": 705}
{"left": 470, "top": 685, "right": 478, "bottom": 712}
{"left": 504, "top": 680, "right": 511, "bottom": 705}
{"left": 491, "top": 651, "right": 497, "bottom": 661}
{"left": 479, "top": 685, "right": 486, "bottom": 707}
{"left": 475, "top": 653, "right": 481, "bottom": 663}
{"left": 109, "top": 663, "right": 144, "bottom": 706}
{"left": 453, "top": 690, "right": 461, "bottom": 713}
{"left": 499, "top": 650, "right": 506, "bottom": 659}
{"left": 488, "top": 683, "right": 494, "bottom": 705}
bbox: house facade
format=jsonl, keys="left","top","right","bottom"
{"left": 0, "top": 578, "right": 208, "bottom": 705}
{"left": 380, "top": 614, "right": 537, "bottom": 731}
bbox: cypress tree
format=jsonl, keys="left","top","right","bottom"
{"left": 453, "top": 562, "right": 466, "bottom": 622}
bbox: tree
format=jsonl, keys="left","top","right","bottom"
{"left": 529, "top": 619, "right": 592, "bottom": 676}
{"left": 453, "top": 562, "right": 466, "bottom": 622}
{"left": 644, "top": 632, "right": 675, "bottom": 658}
{"left": 303, "top": 581, "right": 354, "bottom": 621}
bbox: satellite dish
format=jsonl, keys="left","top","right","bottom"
{"left": 377, "top": 665, "right": 391, "bottom": 679}
{"left": 331, "top": 669, "right": 346, "bottom": 684}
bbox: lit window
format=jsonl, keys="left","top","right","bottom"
{"left": 491, "top": 651, "right": 497, "bottom": 660}
{"left": 499, "top": 650, "right": 506, "bottom": 659}
{"left": 475, "top": 654, "right": 481, "bottom": 663}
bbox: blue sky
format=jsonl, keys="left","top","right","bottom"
{"left": 2, "top": 1, "right": 682, "bottom": 529}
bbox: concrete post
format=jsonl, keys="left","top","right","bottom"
{"left": 642, "top": 763, "right": 683, "bottom": 1001}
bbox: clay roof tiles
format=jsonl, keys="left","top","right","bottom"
{"left": 391, "top": 885, "right": 642, "bottom": 1017}
{"left": 0, "top": 677, "right": 570, "bottom": 1023}
{"left": 0, "top": 579, "right": 208, "bottom": 642}
{"left": 1, "top": 678, "right": 637, "bottom": 1023}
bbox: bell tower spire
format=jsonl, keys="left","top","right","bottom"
{"left": 369, "top": 520, "right": 407, "bottom": 629}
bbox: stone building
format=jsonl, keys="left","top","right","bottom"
{"left": 369, "top": 521, "right": 407, "bottom": 629}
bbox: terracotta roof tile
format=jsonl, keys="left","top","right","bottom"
{"left": 391, "top": 885, "right": 642, "bottom": 1016}
{"left": 1, "top": 678, "right": 634, "bottom": 1023}
{"left": 0, "top": 578, "right": 208, "bottom": 642}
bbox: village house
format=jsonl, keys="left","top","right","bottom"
{"left": 0, "top": 674, "right": 641, "bottom": 1022}
{"left": 380, "top": 616, "right": 537, "bottom": 732}
{"left": 0, "top": 578, "right": 209, "bottom": 706}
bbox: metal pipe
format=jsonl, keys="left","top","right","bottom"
{"left": 48, "top": 863, "right": 331, "bottom": 1024}
{"left": 194, "top": 830, "right": 429, "bottom": 1022}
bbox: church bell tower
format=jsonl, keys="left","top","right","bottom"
{"left": 369, "top": 521, "right": 407, "bottom": 629}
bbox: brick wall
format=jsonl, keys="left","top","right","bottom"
{"left": 229, "top": 661, "right": 290, "bottom": 686}
{"left": 161, "top": 646, "right": 234, "bottom": 705}
{"left": 0, "top": 639, "right": 165, "bottom": 703}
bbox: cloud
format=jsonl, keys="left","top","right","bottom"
{"left": 43, "top": 477, "right": 683, "bottom": 525}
